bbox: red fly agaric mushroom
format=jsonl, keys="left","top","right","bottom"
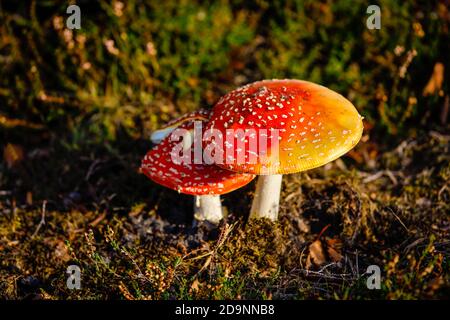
{"left": 141, "top": 113, "right": 255, "bottom": 224}
{"left": 205, "top": 79, "right": 363, "bottom": 221}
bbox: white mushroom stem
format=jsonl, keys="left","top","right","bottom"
{"left": 249, "top": 174, "right": 282, "bottom": 221}
{"left": 193, "top": 195, "right": 223, "bottom": 225}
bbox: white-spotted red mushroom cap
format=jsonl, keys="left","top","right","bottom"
{"left": 141, "top": 111, "right": 255, "bottom": 195}
{"left": 205, "top": 79, "right": 364, "bottom": 175}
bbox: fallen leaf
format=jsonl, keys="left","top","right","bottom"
{"left": 307, "top": 240, "right": 326, "bottom": 268}
{"left": 423, "top": 62, "right": 444, "bottom": 96}
{"left": 327, "top": 245, "right": 343, "bottom": 263}
{"left": 190, "top": 279, "right": 200, "bottom": 292}
{"left": 26, "top": 191, "right": 33, "bottom": 205}
{"left": 306, "top": 237, "right": 343, "bottom": 269}
{"left": 3, "top": 143, "right": 24, "bottom": 168}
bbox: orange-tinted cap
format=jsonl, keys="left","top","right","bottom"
{"left": 206, "top": 79, "right": 363, "bottom": 174}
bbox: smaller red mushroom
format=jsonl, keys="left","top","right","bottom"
{"left": 141, "top": 112, "right": 255, "bottom": 224}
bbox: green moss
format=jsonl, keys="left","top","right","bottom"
{"left": 1, "top": 132, "right": 448, "bottom": 299}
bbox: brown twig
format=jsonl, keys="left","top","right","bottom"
{"left": 31, "top": 200, "right": 47, "bottom": 239}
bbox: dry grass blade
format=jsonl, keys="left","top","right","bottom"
{"left": 190, "top": 222, "right": 236, "bottom": 274}
{"left": 31, "top": 201, "right": 47, "bottom": 239}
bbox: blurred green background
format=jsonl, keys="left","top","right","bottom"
{"left": 1, "top": 0, "right": 448, "bottom": 145}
